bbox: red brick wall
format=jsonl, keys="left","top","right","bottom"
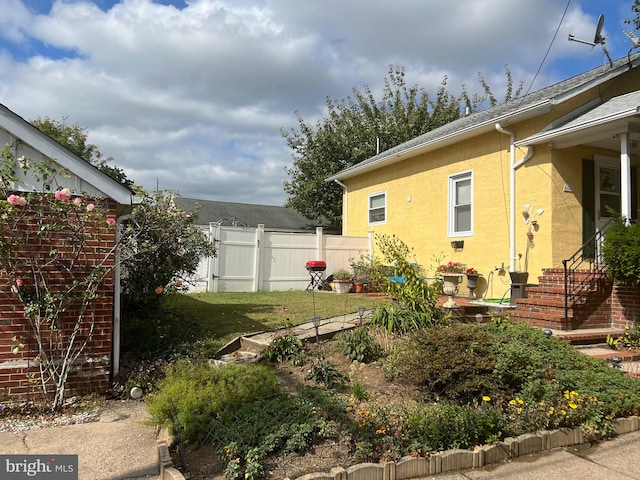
{"left": 0, "top": 197, "right": 117, "bottom": 402}
{"left": 611, "top": 285, "right": 640, "bottom": 329}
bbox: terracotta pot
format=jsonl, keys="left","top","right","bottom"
{"left": 354, "top": 282, "right": 366, "bottom": 294}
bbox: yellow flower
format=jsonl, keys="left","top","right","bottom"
{"left": 568, "top": 402, "right": 578, "bottom": 409}
{"left": 509, "top": 399, "right": 517, "bottom": 406}
{"left": 482, "top": 396, "right": 491, "bottom": 402}
{"left": 548, "top": 407, "right": 555, "bottom": 415}
{"left": 517, "top": 398, "right": 524, "bottom": 405}
{"left": 516, "top": 407, "right": 523, "bottom": 414}
{"left": 560, "top": 409, "right": 567, "bottom": 416}
{"left": 376, "top": 428, "right": 386, "bottom": 435}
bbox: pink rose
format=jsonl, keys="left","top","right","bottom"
{"left": 7, "top": 195, "right": 19, "bottom": 205}
{"left": 73, "top": 197, "right": 82, "bottom": 206}
{"left": 17, "top": 197, "right": 26, "bottom": 206}
{"left": 86, "top": 203, "right": 95, "bottom": 212}
{"left": 106, "top": 217, "right": 116, "bottom": 227}
{"left": 55, "top": 188, "right": 72, "bottom": 202}
{"left": 155, "top": 286, "right": 164, "bottom": 295}
{"left": 15, "top": 279, "right": 23, "bottom": 287}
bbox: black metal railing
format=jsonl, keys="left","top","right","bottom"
{"left": 561, "top": 225, "right": 609, "bottom": 330}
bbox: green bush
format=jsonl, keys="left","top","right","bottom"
{"left": 337, "top": 327, "right": 382, "bottom": 363}
{"left": 406, "top": 401, "right": 505, "bottom": 452}
{"left": 264, "top": 330, "right": 304, "bottom": 363}
{"left": 602, "top": 214, "right": 640, "bottom": 286}
{"left": 146, "top": 361, "right": 280, "bottom": 444}
{"left": 370, "top": 234, "right": 444, "bottom": 333}
{"left": 385, "top": 323, "right": 503, "bottom": 403}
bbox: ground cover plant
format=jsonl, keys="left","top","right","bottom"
{"left": 146, "top": 319, "right": 640, "bottom": 479}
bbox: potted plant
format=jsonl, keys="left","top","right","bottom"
{"left": 332, "top": 268, "right": 353, "bottom": 294}
{"left": 436, "top": 261, "right": 465, "bottom": 307}
{"left": 465, "top": 267, "right": 481, "bottom": 299}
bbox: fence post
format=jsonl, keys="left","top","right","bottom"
{"left": 254, "top": 224, "right": 265, "bottom": 292}
{"left": 315, "top": 227, "right": 324, "bottom": 261}
{"left": 368, "top": 230, "right": 375, "bottom": 256}
{"left": 208, "top": 223, "right": 221, "bottom": 292}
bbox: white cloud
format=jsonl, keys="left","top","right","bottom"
{"left": 0, "top": 0, "right": 630, "bottom": 206}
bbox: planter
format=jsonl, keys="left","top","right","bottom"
{"left": 354, "top": 282, "right": 366, "bottom": 294}
{"left": 466, "top": 273, "right": 480, "bottom": 299}
{"left": 333, "top": 280, "right": 351, "bottom": 294}
{"left": 442, "top": 273, "right": 463, "bottom": 308}
{"left": 509, "top": 271, "right": 529, "bottom": 284}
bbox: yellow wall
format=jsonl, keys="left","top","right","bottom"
{"left": 342, "top": 70, "right": 640, "bottom": 297}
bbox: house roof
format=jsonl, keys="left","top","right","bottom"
{"left": 328, "top": 54, "right": 640, "bottom": 181}
{"left": 0, "top": 103, "right": 137, "bottom": 206}
{"left": 515, "top": 89, "right": 640, "bottom": 149}
{"left": 173, "top": 197, "right": 336, "bottom": 232}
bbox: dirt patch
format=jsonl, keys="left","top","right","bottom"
{"left": 173, "top": 334, "right": 419, "bottom": 479}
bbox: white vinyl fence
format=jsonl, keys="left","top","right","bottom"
{"left": 187, "top": 225, "right": 372, "bottom": 293}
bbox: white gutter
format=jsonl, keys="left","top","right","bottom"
{"left": 495, "top": 124, "right": 534, "bottom": 273}
{"left": 112, "top": 214, "right": 131, "bottom": 376}
{"left": 334, "top": 179, "right": 348, "bottom": 235}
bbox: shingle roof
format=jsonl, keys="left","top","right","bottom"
{"left": 329, "top": 54, "right": 640, "bottom": 181}
{"left": 173, "top": 197, "right": 336, "bottom": 232}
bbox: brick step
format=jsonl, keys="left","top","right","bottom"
{"left": 554, "top": 329, "right": 624, "bottom": 345}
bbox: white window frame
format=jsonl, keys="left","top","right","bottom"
{"left": 448, "top": 171, "right": 473, "bottom": 237}
{"left": 368, "top": 191, "right": 386, "bottom": 225}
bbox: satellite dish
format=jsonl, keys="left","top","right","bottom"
{"left": 593, "top": 14, "right": 605, "bottom": 44}
{"left": 568, "top": 14, "right": 613, "bottom": 67}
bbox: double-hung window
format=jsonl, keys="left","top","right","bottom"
{"left": 449, "top": 171, "right": 472, "bottom": 236}
{"left": 368, "top": 192, "right": 386, "bottom": 225}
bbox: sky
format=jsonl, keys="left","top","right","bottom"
{"left": 0, "top": 0, "right": 638, "bottom": 207}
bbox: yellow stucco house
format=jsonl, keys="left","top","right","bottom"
{"left": 328, "top": 54, "right": 640, "bottom": 309}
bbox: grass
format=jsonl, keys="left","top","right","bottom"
{"left": 124, "top": 290, "right": 388, "bottom": 359}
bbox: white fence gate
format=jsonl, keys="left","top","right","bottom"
{"left": 187, "top": 225, "right": 372, "bottom": 293}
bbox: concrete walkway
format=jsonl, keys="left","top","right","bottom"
{"left": 0, "top": 400, "right": 161, "bottom": 480}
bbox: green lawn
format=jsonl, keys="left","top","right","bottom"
{"left": 127, "top": 290, "right": 388, "bottom": 359}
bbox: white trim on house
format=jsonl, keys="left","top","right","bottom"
{"left": 0, "top": 104, "right": 138, "bottom": 206}
{"left": 448, "top": 170, "right": 473, "bottom": 237}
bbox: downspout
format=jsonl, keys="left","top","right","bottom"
{"left": 495, "top": 123, "right": 517, "bottom": 272}
{"left": 334, "top": 179, "right": 348, "bottom": 235}
{"left": 495, "top": 124, "right": 534, "bottom": 273}
{"left": 112, "top": 213, "right": 131, "bottom": 377}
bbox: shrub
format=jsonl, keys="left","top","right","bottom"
{"left": 602, "top": 214, "right": 640, "bottom": 286}
{"left": 385, "top": 323, "right": 503, "bottom": 403}
{"left": 406, "top": 401, "right": 505, "bottom": 452}
{"left": 370, "top": 234, "right": 444, "bottom": 333}
{"left": 264, "top": 330, "right": 304, "bottom": 363}
{"left": 146, "top": 361, "right": 280, "bottom": 444}
{"left": 337, "top": 327, "right": 382, "bottom": 363}
{"left": 306, "top": 357, "right": 348, "bottom": 388}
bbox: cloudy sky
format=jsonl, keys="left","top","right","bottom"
{"left": 1, "top": 0, "right": 638, "bottom": 206}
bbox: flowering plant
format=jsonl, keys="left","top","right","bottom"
{"left": 436, "top": 261, "right": 465, "bottom": 274}
{"left": 466, "top": 267, "right": 478, "bottom": 275}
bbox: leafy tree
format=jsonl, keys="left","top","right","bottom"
{"left": 282, "top": 65, "right": 521, "bottom": 227}
{"left": 31, "top": 116, "right": 134, "bottom": 189}
{"left": 120, "top": 190, "right": 217, "bottom": 310}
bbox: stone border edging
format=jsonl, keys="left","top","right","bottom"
{"left": 153, "top": 417, "right": 640, "bottom": 480}
{"left": 293, "top": 416, "right": 640, "bottom": 480}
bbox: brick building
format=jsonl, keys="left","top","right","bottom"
{"left": 0, "top": 104, "right": 138, "bottom": 402}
